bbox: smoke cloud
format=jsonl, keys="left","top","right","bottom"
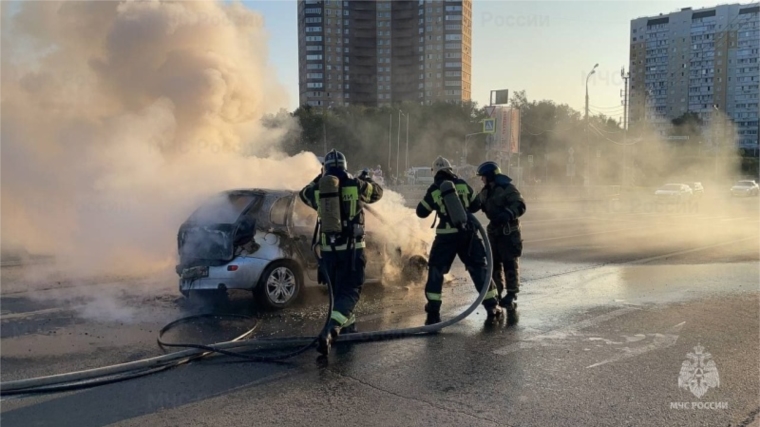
{"left": 1, "top": 0, "right": 323, "bottom": 278}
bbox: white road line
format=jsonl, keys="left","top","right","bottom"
{"left": 493, "top": 306, "right": 642, "bottom": 355}
{"left": 626, "top": 236, "right": 758, "bottom": 265}
{"left": 524, "top": 227, "right": 645, "bottom": 244}
{"left": 719, "top": 216, "right": 757, "bottom": 222}
{"left": 585, "top": 321, "right": 685, "bottom": 369}
{"left": 0, "top": 307, "right": 74, "bottom": 321}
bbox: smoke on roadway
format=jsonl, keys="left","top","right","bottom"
{"left": 0, "top": 1, "right": 435, "bottom": 322}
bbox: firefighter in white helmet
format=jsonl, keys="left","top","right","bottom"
{"left": 415, "top": 156, "right": 502, "bottom": 325}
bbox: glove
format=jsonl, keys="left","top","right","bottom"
{"left": 495, "top": 208, "right": 515, "bottom": 225}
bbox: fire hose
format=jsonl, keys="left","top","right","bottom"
{"left": 0, "top": 213, "right": 494, "bottom": 396}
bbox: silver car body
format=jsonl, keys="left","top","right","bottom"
{"left": 654, "top": 183, "right": 693, "bottom": 201}
{"left": 177, "top": 189, "right": 423, "bottom": 306}
{"left": 730, "top": 180, "right": 760, "bottom": 197}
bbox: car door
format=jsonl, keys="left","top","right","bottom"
{"left": 286, "top": 193, "right": 320, "bottom": 281}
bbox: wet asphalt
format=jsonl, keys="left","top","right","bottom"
{"left": 1, "top": 194, "right": 759, "bottom": 427}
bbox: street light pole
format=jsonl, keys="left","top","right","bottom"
{"left": 397, "top": 109, "right": 402, "bottom": 182}
{"left": 405, "top": 113, "right": 409, "bottom": 172}
{"left": 388, "top": 113, "right": 392, "bottom": 172}
{"left": 585, "top": 63, "right": 598, "bottom": 187}
{"left": 713, "top": 104, "right": 719, "bottom": 180}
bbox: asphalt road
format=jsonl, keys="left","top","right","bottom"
{"left": 1, "top": 194, "right": 758, "bottom": 427}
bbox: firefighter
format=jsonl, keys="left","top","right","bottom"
{"left": 299, "top": 150, "right": 383, "bottom": 357}
{"left": 416, "top": 156, "right": 502, "bottom": 325}
{"left": 475, "top": 161, "right": 526, "bottom": 313}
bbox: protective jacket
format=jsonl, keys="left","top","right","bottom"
{"left": 299, "top": 168, "right": 383, "bottom": 251}
{"left": 478, "top": 174, "right": 526, "bottom": 234}
{"left": 416, "top": 172, "right": 481, "bottom": 234}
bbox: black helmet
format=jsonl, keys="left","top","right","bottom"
{"left": 476, "top": 161, "right": 501, "bottom": 182}
{"left": 323, "top": 149, "right": 347, "bottom": 170}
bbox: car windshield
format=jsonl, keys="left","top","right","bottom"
{"left": 661, "top": 184, "right": 682, "bottom": 191}
{"left": 188, "top": 193, "right": 260, "bottom": 225}
{"left": 735, "top": 181, "right": 754, "bottom": 187}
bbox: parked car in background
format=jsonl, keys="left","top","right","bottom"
{"left": 730, "top": 180, "right": 760, "bottom": 197}
{"left": 689, "top": 182, "right": 704, "bottom": 198}
{"left": 407, "top": 167, "right": 435, "bottom": 186}
{"left": 654, "top": 183, "right": 693, "bottom": 201}
{"left": 176, "top": 189, "right": 428, "bottom": 309}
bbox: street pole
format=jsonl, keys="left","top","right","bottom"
{"left": 621, "top": 67, "right": 629, "bottom": 187}
{"left": 388, "top": 113, "right": 392, "bottom": 172}
{"left": 405, "top": 113, "right": 409, "bottom": 172}
{"left": 713, "top": 105, "right": 719, "bottom": 181}
{"left": 585, "top": 63, "right": 598, "bottom": 188}
{"left": 397, "top": 109, "right": 401, "bottom": 182}
{"left": 322, "top": 107, "right": 327, "bottom": 154}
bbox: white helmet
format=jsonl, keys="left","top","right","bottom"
{"left": 432, "top": 156, "right": 453, "bottom": 174}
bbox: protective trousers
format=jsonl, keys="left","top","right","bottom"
{"left": 424, "top": 232, "right": 499, "bottom": 312}
{"left": 320, "top": 248, "right": 366, "bottom": 328}
{"left": 488, "top": 230, "right": 522, "bottom": 298}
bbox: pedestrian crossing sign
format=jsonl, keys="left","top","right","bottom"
{"left": 483, "top": 118, "right": 496, "bottom": 134}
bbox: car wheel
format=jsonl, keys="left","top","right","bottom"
{"left": 255, "top": 261, "right": 302, "bottom": 310}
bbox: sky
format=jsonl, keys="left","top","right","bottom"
{"left": 244, "top": 0, "right": 743, "bottom": 123}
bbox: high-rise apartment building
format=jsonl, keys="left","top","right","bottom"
{"left": 297, "top": 0, "right": 472, "bottom": 109}
{"left": 628, "top": 3, "right": 759, "bottom": 151}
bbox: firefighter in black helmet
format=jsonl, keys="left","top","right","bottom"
{"left": 299, "top": 149, "right": 383, "bottom": 357}
{"left": 476, "top": 161, "right": 526, "bottom": 313}
{"left": 416, "top": 156, "right": 503, "bottom": 325}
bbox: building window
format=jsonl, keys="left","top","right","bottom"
{"left": 306, "top": 54, "right": 323, "bottom": 60}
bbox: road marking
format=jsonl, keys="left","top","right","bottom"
{"left": 493, "top": 235, "right": 756, "bottom": 357}
{"left": 626, "top": 236, "right": 758, "bottom": 265}
{"left": 586, "top": 321, "right": 685, "bottom": 369}
{"left": 719, "top": 216, "right": 756, "bottom": 222}
{"left": 0, "top": 307, "right": 78, "bottom": 321}
{"left": 493, "top": 306, "right": 641, "bottom": 355}
{"left": 524, "top": 227, "right": 644, "bottom": 244}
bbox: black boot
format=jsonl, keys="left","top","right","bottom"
{"left": 499, "top": 292, "right": 517, "bottom": 312}
{"left": 317, "top": 320, "right": 341, "bottom": 356}
{"left": 424, "top": 303, "right": 441, "bottom": 325}
{"left": 485, "top": 305, "right": 504, "bottom": 324}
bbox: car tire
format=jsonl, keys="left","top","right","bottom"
{"left": 255, "top": 261, "right": 303, "bottom": 310}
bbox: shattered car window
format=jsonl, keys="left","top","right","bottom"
{"left": 188, "top": 193, "right": 259, "bottom": 225}
{"left": 271, "top": 197, "right": 290, "bottom": 226}
{"left": 293, "top": 198, "right": 318, "bottom": 228}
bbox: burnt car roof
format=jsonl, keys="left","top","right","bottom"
{"left": 221, "top": 188, "right": 296, "bottom": 197}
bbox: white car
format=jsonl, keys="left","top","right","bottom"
{"left": 730, "top": 180, "right": 760, "bottom": 197}
{"left": 176, "top": 189, "right": 428, "bottom": 309}
{"left": 654, "top": 183, "right": 693, "bottom": 201}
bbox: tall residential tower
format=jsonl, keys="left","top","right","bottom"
{"left": 297, "top": 0, "right": 472, "bottom": 109}
{"left": 628, "top": 3, "right": 759, "bottom": 151}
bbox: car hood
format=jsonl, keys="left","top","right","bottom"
{"left": 731, "top": 186, "right": 752, "bottom": 190}
{"left": 655, "top": 190, "right": 680, "bottom": 195}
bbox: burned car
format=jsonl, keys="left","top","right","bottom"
{"left": 176, "top": 189, "right": 429, "bottom": 309}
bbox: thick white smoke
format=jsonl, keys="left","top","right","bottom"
{"left": 1, "top": 0, "right": 321, "bottom": 277}
{"left": 1, "top": 0, "right": 435, "bottom": 289}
